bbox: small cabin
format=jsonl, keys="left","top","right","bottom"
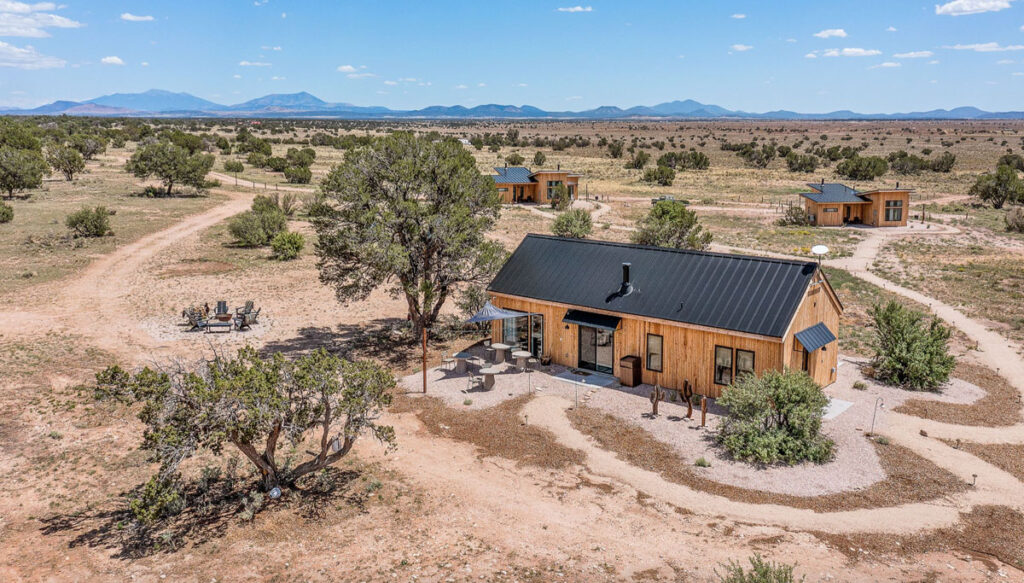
{"left": 491, "top": 165, "right": 582, "bottom": 204}
{"left": 800, "top": 182, "right": 911, "bottom": 227}
{"left": 486, "top": 235, "right": 843, "bottom": 397}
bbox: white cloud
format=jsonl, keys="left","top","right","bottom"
{"left": 813, "top": 28, "right": 847, "bottom": 38}
{"left": 383, "top": 80, "right": 397, "bottom": 85}
{"left": 454, "top": 84, "right": 467, "bottom": 89}
{"left": 1013, "top": 71, "right": 1024, "bottom": 75}
{"left": 730, "top": 43, "right": 753, "bottom": 51}
{"left": 566, "top": 95, "right": 583, "bottom": 100}
{"left": 556, "top": 5, "right": 592, "bottom": 12}
{"left": 870, "top": 61, "right": 901, "bottom": 68}
{"left": 477, "top": 82, "right": 486, "bottom": 87}
{"left": 0, "top": 4, "right": 82, "bottom": 37}
{"left": 271, "top": 75, "right": 284, "bottom": 80}
{"left": 731, "top": 13, "right": 745, "bottom": 19}
{"left": 929, "top": 59, "right": 941, "bottom": 64}
{"left": 894, "top": 50, "right": 934, "bottom": 58}
{"left": 239, "top": 60, "right": 271, "bottom": 66}
{"left": 0, "top": 39, "right": 62, "bottom": 68}
{"left": 886, "top": 26, "right": 898, "bottom": 32}
{"left": 997, "top": 58, "right": 1015, "bottom": 64}
{"left": 804, "top": 52, "right": 817, "bottom": 58}
{"left": 821, "top": 47, "right": 881, "bottom": 57}
{"left": 140, "top": 61, "right": 148, "bottom": 67}
{"left": 120, "top": 13, "right": 153, "bottom": 22}
{"left": 515, "top": 82, "right": 527, "bottom": 87}
{"left": 233, "top": 73, "right": 242, "bottom": 79}
{"left": 100, "top": 55, "right": 124, "bottom": 65}
{"left": 946, "top": 42, "right": 1024, "bottom": 51}
{"left": 785, "top": 38, "right": 797, "bottom": 43}
{"left": 347, "top": 72, "right": 374, "bottom": 79}
{"left": 261, "top": 45, "right": 282, "bottom": 51}
{"left": 281, "top": 12, "right": 286, "bottom": 18}
{"left": 336, "top": 64, "right": 356, "bottom": 72}
{"left": 935, "top": 0, "right": 1013, "bottom": 15}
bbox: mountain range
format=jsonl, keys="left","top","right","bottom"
{"left": 2, "top": 90, "right": 1022, "bottom": 120}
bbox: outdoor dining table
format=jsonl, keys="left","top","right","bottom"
{"left": 453, "top": 351, "right": 473, "bottom": 374}
{"left": 478, "top": 366, "right": 501, "bottom": 390}
{"left": 511, "top": 350, "right": 532, "bottom": 369}
{"left": 489, "top": 342, "right": 511, "bottom": 363}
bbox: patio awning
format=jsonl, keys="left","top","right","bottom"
{"left": 465, "top": 301, "right": 528, "bottom": 323}
{"left": 562, "top": 309, "right": 621, "bottom": 331}
{"left": 794, "top": 322, "right": 836, "bottom": 353}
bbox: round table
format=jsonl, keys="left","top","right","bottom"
{"left": 453, "top": 351, "right": 473, "bottom": 374}
{"left": 511, "top": 350, "right": 532, "bottom": 369}
{"left": 489, "top": 343, "right": 511, "bottom": 363}
{"left": 478, "top": 366, "right": 501, "bottom": 390}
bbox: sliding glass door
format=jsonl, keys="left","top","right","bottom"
{"left": 578, "top": 325, "right": 614, "bottom": 374}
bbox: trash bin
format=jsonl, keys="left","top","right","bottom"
{"left": 619, "top": 355, "right": 641, "bottom": 387}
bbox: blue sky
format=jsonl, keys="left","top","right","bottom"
{"left": 1, "top": 0, "right": 1023, "bottom": 112}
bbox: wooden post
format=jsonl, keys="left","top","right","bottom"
{"left": 700, "top": 396, "right": 707, "bottom": 427}
{"left": 422, "top": 325, "right": 428, "bottom": 394}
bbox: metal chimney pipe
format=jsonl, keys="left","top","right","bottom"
{"left": 622, "top": 263, "right": 631, "bottom": 285}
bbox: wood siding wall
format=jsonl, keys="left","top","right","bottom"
{"left": 780, "top": 270, "right": 842, "bottom": 386}
{"left": 490, "top": 294, "right": 787, "bottom": 398}
{"left": 864, "top": 191, "right": 910, "bottom": 227}
{"left": 495, "top": 173, "right": 580, "bottom": 205}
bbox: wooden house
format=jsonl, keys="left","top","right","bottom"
{"left": 487, "top": 235, "right": 843, "bottom": 398}
{"left": 800, "top": 182, "right": 911, "bottom": 227}
{"left": 491, "top": 165, "right": 582, "bottom": 204}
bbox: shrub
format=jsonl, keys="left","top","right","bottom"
{"left": 869, "top": 300, "right": 955, "bottom": 391}
{"left": 551, "top": 208, "right": 592, "bottom": 238}
{"left": 504, "top": 152, "right": 525, "bottom": 166}
{"left": 836, "top": 155, "right": 888, "bottom": 180}
{"left": 0, "top": 201, "right": 12, "bottom": 223}
{"left": 785, "top": 152, "right": 818, "bottom": 173}
{"left": 228, "top": 208, "right": 287, "bottom": 247}
{"left": 533, "top": 151, "right": 546, "bottom": 166}
{"left": 776, "top": 204, "right": 810, "bottom": 226}
{"left": 246, "top": 152, "right": 268, "bottom": 168}
{"left": 930, "top": 151, "right": 956, "bottom": 172}
{"left": 717, "top": 369, "right": 834, "bottom": 465}
{"left": 631, "top": 200, "right": 712, "bottom": 250}
{"left": 716, "top": 554, "right": 803, "bottom": 583}
{"left": 624, "top": 150, "right": 651, "bottom": 169}
{"left": 270, "top": 230, "right": 305, "bottom": 260}
{"left": 1006, "top": 207, "right": 1024, "bottom": 233}
{"left": 223, "top": 160, "right": 244, "bottom": 173}
{"left": 852, "top": 380, "right": 868, "bottom": 390}
{"left": 66, "top": 206, "right": 113, "bottom": 237}
{"left": 642, "top": 165, "right": 675, "bottom": 186}
{"left": 694, "top": 457, "right": 710, "bottom": 467}
{"left": 970, "top": 164, "right": 1024, "bottom": 209}
{"left": 887, "top": 150, "right": 929, "bottom": 175}
{"left": 283, "top": 165, "right": 312, "bottom": 184}
{"left": 549, "top": 183, "right": 571, "bottom": 210}
{"left": 266, "top": 156, "right": 288, "bottom": 172}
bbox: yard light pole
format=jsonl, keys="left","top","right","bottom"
{"left": 870, "top": 397, "right": 884, "bottom": 435}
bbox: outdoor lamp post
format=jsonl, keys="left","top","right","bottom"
{"left": 870, "top": 397, "right": 884, "bottom": 435}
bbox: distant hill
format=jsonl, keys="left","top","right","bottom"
{"left": 87, "top": 89, "right": 224, "bottom": 113}
{"left": 2, "top": 89, "right": 1023, "bottom": 120}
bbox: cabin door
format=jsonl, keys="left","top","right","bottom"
{"left": 578, "top": 325, "right": 614, "bottom": 374}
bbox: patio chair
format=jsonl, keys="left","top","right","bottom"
{"left": 441, "top": 353, "right": 456, "bottom": 371}
{"left": 215, "top": 301, "right": 229, "bottom": 316}
{"left": 235, "top": 300, "right": 255, "bottom": 315}
{"left": 234, "top": 307, "right": 262, "bottom": 331}
{"left": 185, "top": 308, "right": 208, "bottom": 332}
{"left": 466, "top": 375, "right": 484, "bottom": 392}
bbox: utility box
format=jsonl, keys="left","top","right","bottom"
{"left": 619, "top": 355, "right": 641, "bottom": 387}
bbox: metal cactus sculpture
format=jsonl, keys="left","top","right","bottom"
{"left": 649, "top": 384, "right": 665, "bottom": 416}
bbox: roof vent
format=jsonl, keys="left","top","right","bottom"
{"left": 557, "top": 163, "right": 561, "bottom": 171}
{"left": 821, "top": 177, "right": 825, "bottom": 186}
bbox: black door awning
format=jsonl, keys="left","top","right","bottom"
{"left": 794, "top": 322, "right": 836, "bottom": 353}
{"left": 563, "top": 309, "right": 621, "bottom": 331}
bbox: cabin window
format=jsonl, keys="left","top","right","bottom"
{"left": 714, "top": 345, "right": 733, "bottom": 385}
{"left": 736, "top": 349, "right": 755, "bottom": 379}
{"left": 884, "top": 200, "right": 903, "bottom": 222}
{"left": 546, "top": 180, "right": 563, "bottom": 199}
{"left": 497, "top": 187, "right": 508, "bottom": 192}
{"left": 823, "top": 207, "right": 838, "bottom": 213}
{"left": 646, "top": 334, "right": 663, "bottom": 372}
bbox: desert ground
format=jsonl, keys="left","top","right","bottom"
{"left": 2, "top": 119, "right": 1024, "bottom": 582}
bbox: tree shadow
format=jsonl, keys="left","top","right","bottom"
{"left": 38, "top": 467, "right": 363, "bottom": 560}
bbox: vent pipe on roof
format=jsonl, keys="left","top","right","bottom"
{"left": 557, "top": 163, "right": 561, "bottom": 171}
{"left": 821, "top": 178, "right": 825, "bottom": 186}
{"left": 504, "top": 162, "right": 508, "bottom": 170}
{"left": 896, "top": 181, "right": 899, "bottom": 189}
{"left": 606, "top": 262, "right": 635, "bottom": 302}
{"left": 622, "top": 262, "right": 631, "bottom": 286}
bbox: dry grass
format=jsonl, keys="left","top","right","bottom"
{"left": 568, "top": 405, "right": 966, "bottom": 512}
{"left": 894, "top": 362, "right": 1022, "bottom": 427}
{"left": 391, "top": 394, "right": 585, "bottom": 470}
{"left": 812, "top": 505, "right": 1024, "bottom": 571}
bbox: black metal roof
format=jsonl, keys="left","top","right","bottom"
{"left": 799, "top": 182, "right": 869, "bottom": 204}
{"left": 794, "top": 322, "right": 837, "bottom": 352}
{"left": 488, "top": 235, "right": 819, "bottom": 338}
{"left": 492, "top": 166, "right": 534, "bottom": 184}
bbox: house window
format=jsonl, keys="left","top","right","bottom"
{"left": 646, "top": 334, "right": 663, "bottom": 372}
{"left": 497, "top": 187, "right": 508, "bottom": 192}
{"left": 823, "top": 207, "right": 838, "bottom": 213}
{"left": 546, "top": 180, "right": 563, "bottom": 199}
{"left": 885, "top": 200, "right": 903, "bottom": 222}
{"left": 736, "top": 350, "right": 755, "bottom": 379}
{"left": 714, "top": 345, "right": 733, "bottom": 385}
